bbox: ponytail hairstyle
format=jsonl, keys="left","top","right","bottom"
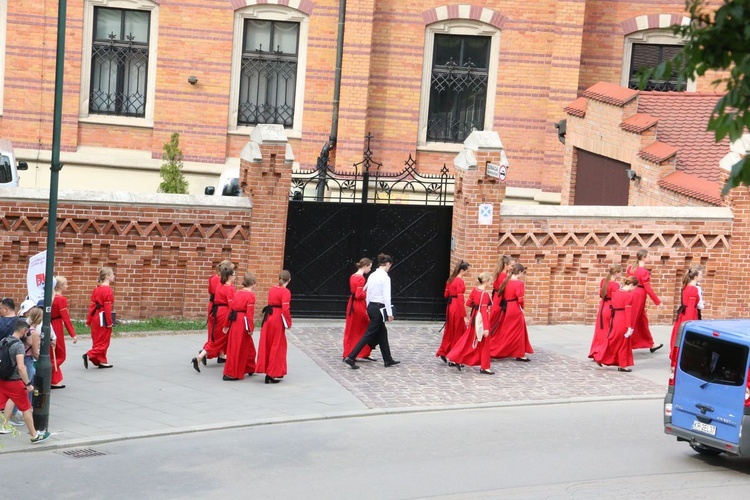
{"left": 600, "top": 264, "right": 622, "bottom": 299}
{"left": 498, "top": 263, "right": 527, "bottom": 296}
{"left": 242, "top": 272, "right": 257, "bottom": 288}
{"left": 476, "top": 271, "right": 492, "bottom": 285}
{"left": 681, "top": 268, "right": 701, "bottom": 288}
{"left": 220, "top": 266, "right": 235, "bottom": 284}
{"left": 54, "top": 276, "right": 67, "bottom": 292}
{"left": 356, "top": 257, "right": 372, "bottom": 269}
{"left": 447, "top": 260, "right": 470, "bottom": 285}
{"left": 622, "top": 275, "right": 639, "bottom": 288}
{"left": 278, "top": 270, "right": 292, "bottom": 285}
{"left": 493, "top": 255, "right": 513, "bottom": 281}
{"left": 377, "top": 253, "right": 393, "bottom": 266}
{"left": 98, "top": 267, "right": 114, "bottom": 284}
{"left": 631, "top": 249, "right": 648, "bottom": 271}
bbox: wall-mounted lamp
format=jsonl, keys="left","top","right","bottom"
{"left": 625, "top": 168, "right": 640, "bottom": 182}
{"left": 188, "top": 75, "right": 198, "bottom": 85}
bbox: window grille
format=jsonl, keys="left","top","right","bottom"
{"left": 89, "top": 7, "right": 150, "bottom": 117}
{"left": 628, "top": 43, "right": 685, "bottom": 92}
{"left": 239, "top": 20, "right": 299, "bottom": 127}
{"left": 427, "top": 34, "right": 490, "bottom": 143}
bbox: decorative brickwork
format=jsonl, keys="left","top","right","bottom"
{"left": 420, "top": 5, "right": 508, "bottom": 29}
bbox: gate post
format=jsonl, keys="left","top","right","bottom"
{"left": 451, "top": 131, "right": 507, "bottom": 275}
{"left": 241, "top": 124, "right": 294, "bottom": 319}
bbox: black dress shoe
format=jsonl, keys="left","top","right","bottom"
{"left": 618, "top": 367, "right": 633, "bottom": 372}
{"left": 82, "top": 353, "right": 89, "bottom": 370}
{"left": 50, "top": 384, "right": 66, "bottom": 389}
{"left": 265, "top": 375, "right": 280, "bottom": 384}
{"left": 440, "top": 355, "right": 447, "bottom": 364}
{"left": 384, "top": 360, "right": 401, "bottom": 367}
{"left": 191, "top": 358, "right": 201, "bottom": 373}
{"left": 480, "top": 369, "right": 495, "bottom": 375}
{"left": 223, "top": 375, "right": 239, "bottom": 381}
{"left": 198, "top": 352, "right": 207, "bottom": 366}
{"left": 217, "top": 357, "right": 226, "bottom": 364}
{"left": 649, "top": 344, "right": 664, "bottom": 354}
{"left": 98, "top": 364, "right": 113, "bottom": 369}
{"left": 515, "top": 357, "right": 531, "bottom": 362}
{"left": 343, "top": 357, "right": 359, "bottom": 369}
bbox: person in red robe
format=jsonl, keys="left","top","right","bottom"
{"left": 193, "top": 266, "right": 236, "bottom": 367}
{"left": 446, "top": 272, "right": 494, "bottom": 374}
{"left": 488, "top": 255, "right": 515, "bottom": 339}
{"left": 256, "top": 270, "right": 293, "bottom": 384}
{"left": 50, "top": 276, "right": 78, "bottom": 388}
{"left": 588, "top": 264, "right": 622, "bottom": 360}
{"left": 220, "top": 272, "right": 258, "bottom": 380}
{"left": 594, "top": 276, "right": 638, "bottom": 371}
{"left": 343, "top": 258, "right": 374, "bottom": 361}
{"left": 83, "top": 267, "right": 115, "bottom": 369}
{"left": 626, "top": 249, "right": 663, "bottom": 353}
{"left": 436, "top": 260, "right": 470, "bottom": 363}
{"left": 491, "top": 263, "right": 534, "bottom": 361}
{"left": 669, "top": 268, "right": 702, "bottom": 360}
{"left": 207, "top": 261, "right": 234, "bottom": 344}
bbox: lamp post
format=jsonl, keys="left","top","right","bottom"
{"left": 33, "top": 0, "right": 67, "bottom": 432}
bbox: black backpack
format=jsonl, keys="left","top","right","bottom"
{"left": 0, "top": 337, "right": 20, "bottom": 380}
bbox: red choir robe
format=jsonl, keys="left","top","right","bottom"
{"left": 491, "top": 280, "right": 534, "bottom": 359}
{"left": 594, "top": 289, "right": 635, "bottom": 368}
{"left": 256, "top": 285, "right": 293, "bottom": 379}
{"left": 436, "top": 276, "right": 467, "bottom": 358}
{"left": 223, "top": 289, "right": 257, "bottom": 379}
{"left": 202, "top": 283, "right": 235, "bottom": 358}
{"left": 51, "top": 294, "right": 76, "bottom": 385}
{"left": 588, "top": 279, "right": 621, "bottom": 359}
{"left": 85, "top": 284, "right": 114, "bottom": 366}
{"left": 207, "top": 274, "right": 221, "bottom": 343}
{"left": 343, "top": 273, "right": 372, "bottom": 359}
{"left": 446, "top": 287, "right": 492, "bottom": 370}
{"left": 626, "top": 266, "right": 661, "bottom": 349}
{"left": 488, "top": 272, "right": 507, "bottom": 336}
{"left": 670, "top": 285, "right": 700, "bottom": 360}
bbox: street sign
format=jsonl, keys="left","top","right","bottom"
{"left": 486, "top": 162, "right": 500, "bottom": 179}
{"left": 478, "top": 203, "right": 493, "bottom": 225}
{"left": 498, "top": 164, "right": 507, "bottom": 182}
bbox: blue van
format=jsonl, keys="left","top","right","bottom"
{"left": 664, "top": 319, "right": 750, "bottom": 456}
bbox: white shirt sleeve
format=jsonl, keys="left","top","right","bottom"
{"left": 384, "top": 275, "right": 392, "bottom": 317}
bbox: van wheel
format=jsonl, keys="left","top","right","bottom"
{"left": 690, "top": 443, "right": 722, "bottom": 456}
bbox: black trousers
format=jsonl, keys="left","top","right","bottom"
{"left": 347, "top": 302, "right": 394, "bottom": 364}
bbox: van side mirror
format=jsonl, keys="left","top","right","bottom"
{"left": 204, "top": 186, "right": 215, "bottom": 195}
{"left": 17, "top": 161, "right": 28, "bottom": 171}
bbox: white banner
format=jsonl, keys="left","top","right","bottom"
{"left": 27, "top": 250, "right": 47, "bottom": 305}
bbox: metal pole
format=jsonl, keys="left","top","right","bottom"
{"left": 33, "top": 0, "right": 66, "bottom": 432}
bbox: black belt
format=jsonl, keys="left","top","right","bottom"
{"left": 446, "top": 294, "right": 458, "bottom": 305}
{"left": 500, "top": 297, "right": 518, "bottom": 313}
{"left": 636, "top": 285, "right": 645, "bottom": 288}
{"left": 608, "top": 306, "right": 625, "bottom": 338}
{"left": 261, "top": 305, "right": 282, "bottom": 326}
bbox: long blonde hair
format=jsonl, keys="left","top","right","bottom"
{"left": 98, "top": 267, "right": 113, "bottom": 284}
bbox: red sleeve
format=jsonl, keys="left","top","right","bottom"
{"left": 246, "top": 293, "right": 256, "bottom": 333}
{"left": 444, "top": 281, "right": 451, "bottom": 299}
{"left": 59, "top": 296, "right": 76, "bottom": 337}
{"left": 517, "top": 282, "right": 525, "bottom": 310}
{"left": 608, "top": 281, "right": 620, "bottom": 298}
{"left": 480, "top": 292, "right": 491, "bottom": 330}
{"left": 354, "top": 275, "right": 367, "bottom": 301}
{"left": 455, "top": 277, "right": 466, "bottom": 295}
{"left": 465, "top": 289, "right": 477, "bottom": 308}
{"left": 637, "top": 269, "right": 661, "bottom": 305}
{"left": 624, "top": 294, "right": 634, "bottom": 329}
{"left": 282, "top": 288, "right": 292, "bottom": 328}
{"left": 103, "top": 287, "right": 114, "bottom": 327}
{"left": 686, "top": 286, "right": 699, "bottom": 310}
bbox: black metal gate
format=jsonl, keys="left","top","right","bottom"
{"left": 284, "top": 137, "right": 454, "bottom": 320}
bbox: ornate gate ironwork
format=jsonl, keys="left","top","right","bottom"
{"left": 284, "top": 136, "right": 454, "bottom": 320}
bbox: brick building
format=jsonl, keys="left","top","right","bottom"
{"left": 0, "top": 0, "right": 719, "bottom": 201}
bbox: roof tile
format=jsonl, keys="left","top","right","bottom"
{"left": 564, "top": 97, "right": 587, "bottom": 118}
{"left": 658, "top": 171, "right": 723, "bottom": 206}
{"left": 638, "top": 141, "right": 679, "bottom": 163}
{"left": 620, "top": 113, "right": 658, "bottom": 133}
{"left": 583, "top": 82, "right": 639, "bottom": 106}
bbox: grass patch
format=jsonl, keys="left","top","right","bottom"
{"left": 71, "top": 317, "right": 204, "bottom": 334}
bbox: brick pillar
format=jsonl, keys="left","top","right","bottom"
{"left": 450, "top": 131, "right": 507, "bottom": 276}
{"left": 241, "top": 124, "right": 294, "bottom": 319}
{"left": 722, "top": 160, "right": 750, "bottom": 319}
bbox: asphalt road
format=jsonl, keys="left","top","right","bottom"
{"left": 10, "top": 399, "right": 750, "bottom": 499}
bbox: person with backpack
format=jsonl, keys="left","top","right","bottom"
{"left": 0, "top": 298, "right": 18, "bottom": 340}
{"left": 0, "top": 320, "right": 50, "bottom": 443}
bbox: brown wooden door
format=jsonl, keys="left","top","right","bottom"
{"left": 573, "top": 149, "right": 630, "bottom": 205}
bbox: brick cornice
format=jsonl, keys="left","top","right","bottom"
{"left": 620, "top": 13, "right": 690, "bottom": 35}
{"left": 421, "top": 5, "right": 508, "bottom": 29}
{"left": 230, "top": 0, "right": 314, "bottom": 15}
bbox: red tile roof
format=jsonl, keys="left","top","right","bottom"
{"left": 638, "top": 141, "right": 679, "bottom": 163}
{"left": 620, "top": 113, "right": 658, "bottom": 133}
{"left": 658, "top": 171, "right": 724, "bottom": 206}
{"left": 637, "top": 91, "right": 728, "bottom": 182}
{"left": 564, "top": 97, "right": 587, "bottom": 118}
{"left": 583, "top": 82, "right": 639, "bottom": 106}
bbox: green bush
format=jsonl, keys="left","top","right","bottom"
{"left": 158, "top": 133, "right": 189, "bottom": 194}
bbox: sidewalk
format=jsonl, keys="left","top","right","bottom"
{"left": 0, "top": 320, "right": 671, "bottom": 453}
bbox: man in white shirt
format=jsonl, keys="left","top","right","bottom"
{"left": 343, "top": 254, "right": 400, "bottom": 369}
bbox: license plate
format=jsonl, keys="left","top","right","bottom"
{"left": 692, "top": 420, "right": 717, "bottom": 436}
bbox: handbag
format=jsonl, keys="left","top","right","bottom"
{"left": 472, "top": 291, "right": 488, "bottom": 347}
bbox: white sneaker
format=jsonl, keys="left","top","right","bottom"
{"left": 30, "top": 430, "right": 50, "bottom": 444}
{"left": 0, "top": 425, "right": 12, "bottom": 434}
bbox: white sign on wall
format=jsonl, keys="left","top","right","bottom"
{"left": 478, "top": 203, "right": 493, "bottom": 225}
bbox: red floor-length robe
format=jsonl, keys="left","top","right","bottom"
{"left": 206, "top": 274, "right": 221, "bottom": 343}
{"left": 86, "top": 284, "right": 114, "bottom": 366}
{"left": 670, "top": 284, "right": 700, "bottom": 360}
{"left": 491, "top": 280, "right": 534, "bottom": 359}
{"left": 256, "top": 285, "right": 292, "bottom": 379}
{"left": 343, "top": 273, "right": 371, "bottom": 359}
{"left": 446, "top": 287, "right": 492, "bottom": 370}
{"left": 627, "top": 266, "right": 661, "bottom": 349}
{"left": 51, "top": 294, "right": 76, "bottom": 385}
{"left": 223, "top": 289, "right": 257, "bottom": 379}
{"left": 594, "top": 289, "right": 635, "bottom": 368}
{"left": 488, "top": 272, "right": 507, "bottom": 337}
{"left": 588, "top": 279, "right": 621, "bottom": 359}
{"left": 202, "top": 282, "right": 235, "bottom": 358}
{"left": 436, "top": 276, "right": 467, "bottom": 358}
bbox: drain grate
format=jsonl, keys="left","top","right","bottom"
{"left": 59, "top": 448, "right": 107, "bottom": 459}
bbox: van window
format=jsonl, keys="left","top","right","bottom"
{"left": 0, "top": 155, "right": 12, "bottom": 183}
{"left": 680, "top": 331, "right": 749, "bottom": 386}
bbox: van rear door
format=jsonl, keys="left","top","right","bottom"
{"left": 672, "top": 330, "right": 749, "bottom": 444}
